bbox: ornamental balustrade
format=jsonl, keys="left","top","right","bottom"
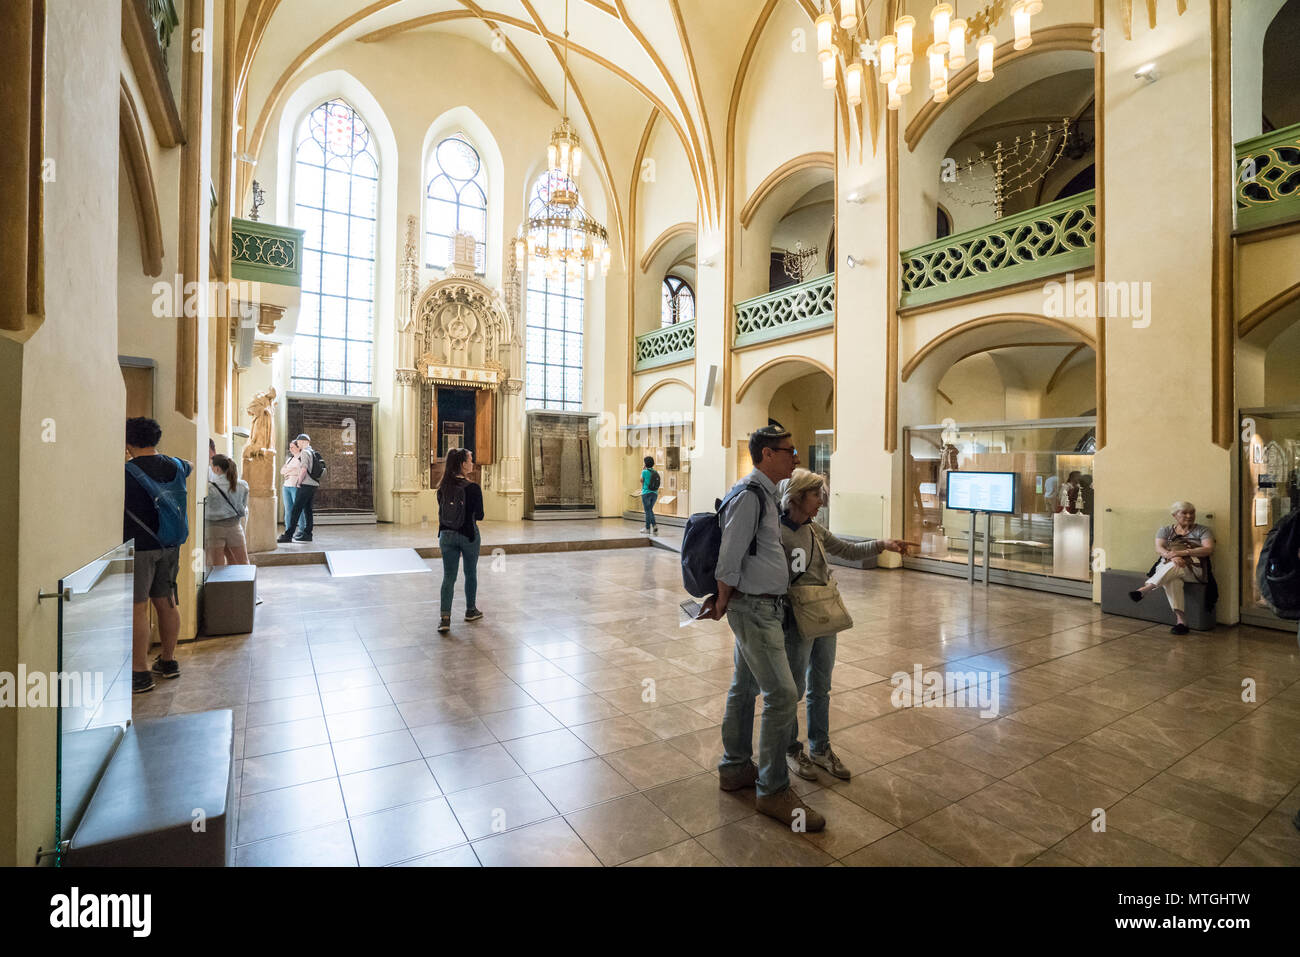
{"left": 733, "top": 272, "right": 834, "bottom": 348}
{"left": 634, "top": 320, "right": 695, "bottom": 371}
{"left": 231, "top": 218, "right": 305, "bottom": 287}
{"left": 899, "top": 189, "right": 1096, "bottom": 309}
{"left": 1236, "top": 121, "right": 1300, "bottom": 232}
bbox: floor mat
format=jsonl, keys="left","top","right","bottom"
{"left": 324, "top": 548, "right": 431, "bottom": 578}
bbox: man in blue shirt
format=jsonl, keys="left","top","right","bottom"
{"left": 701, "top": 425, "right": 825, "bottom": 833}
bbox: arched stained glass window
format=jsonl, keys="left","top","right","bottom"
{"left": 291, "top": 98, "right": 378, "bottom": 396}
{"left": 661, "top": 276, "right": 694, "bottom": 327}
{"left": 425, "top": 133, "right": 487, "bottom": 272}
{"left": 524, "top": 171, "right": 584, "bottom": 412}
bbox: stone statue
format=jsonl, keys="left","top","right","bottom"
{"left": 241, "top": 386, "right": 278, "bottom": 552}
{"left": 244, "top": 387, "right": 276, "bottom": 460}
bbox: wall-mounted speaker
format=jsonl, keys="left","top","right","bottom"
{"left": 702, "top": 364, "right": 718, "bottom": 407}
{"left": 234, "top": 302, "right": 256, "bottom": 368}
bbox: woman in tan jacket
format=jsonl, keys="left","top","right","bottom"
{"left": 780, "top": 469, "right": 914, "bottom": 781}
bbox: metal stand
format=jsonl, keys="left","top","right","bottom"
{"left": 967, "top": 510, "right": 977, "bottom": 584}
{"left": 984, "top": 511, "right": 993, "bottom": 587}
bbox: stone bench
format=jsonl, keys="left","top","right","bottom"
{"left": 1100, "top": 569, "right": 1216, "bottom": 631}
{"left": 67, "top": 709, "right": 235, "bottom": 866}
{"left": 203, "top": 564, "right": 256, "bottom": 636}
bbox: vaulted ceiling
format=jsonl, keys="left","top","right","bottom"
{"left": 233, "top": 0, "right": 838, "bottom": 229}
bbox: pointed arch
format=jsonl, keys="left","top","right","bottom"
{"left": 120, "top": 79, "right": 164, "bottom": 277}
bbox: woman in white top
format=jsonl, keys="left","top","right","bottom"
{"left": 206, "top": 453, "right": 250, "bottom": 566}
{"left": 1129, "top": 501, "right": 1215, "bottom": 635}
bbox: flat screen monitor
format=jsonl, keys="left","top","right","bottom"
{"left": 946, "top": 471, "right": 1016, "bottom": 514}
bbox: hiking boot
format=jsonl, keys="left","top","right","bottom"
{"left": 717, "top": 761, "right": 759, "bottom": 791}
{"left": 809, "top": 747, "right": 851, "bottom": 780}
{"left": 464, "top": 608, "right": 484, "bottom": 622}
{"left": 1171, "top": 623, "right": 1190, "bottom": 635}
{"left": 151, "top": 656, "right": 181, "bottom": 679}
{"left": 787, "top": 747, "right": 818, "bottom": 781}
{"left": 755, "top": 786, "right": 825, "bottom": 832}
{"left": 132, "top": 671, "right": 155, "bottom": 694}
{"left": 437, "top": 615, "right": 451, "bottom": 634}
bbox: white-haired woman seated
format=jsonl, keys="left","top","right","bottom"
{"left": 779, "top": 468, "right": 915, "bottom": 781}
{"left": 1129, "top": 501, "right": 1215, "bottom": 635}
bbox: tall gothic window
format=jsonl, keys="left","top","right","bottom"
{"left": 425, "top": 133, "right": 487, "bottom": 273}
{"left": 524, "top": 171, "right": 584, "bottom": 412}
{"left": 661, "top": 276, "right": 694, "bottom": 327}
{"left": 291, "top": 98, "right": 378, "bottom": 396}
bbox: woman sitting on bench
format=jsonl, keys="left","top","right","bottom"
{"left": 1129, "top": 501, "right": 1215, "bottom": 635}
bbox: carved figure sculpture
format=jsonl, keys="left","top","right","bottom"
{"left": 244, "top": 387, "right": 276, "bottom": 459}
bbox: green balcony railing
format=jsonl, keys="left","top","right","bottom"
{"left": 1236, "top": 122, "right": 1300, "bottom": 232}
{"left": 635, "top": 320, "right": 695, "bottom": 371}
{"left": 733, "top": 272, "right": 834, "bottom": 348}
{"left": 231, "top": 218, "right": 304, "bottom": 287}
{"left": 900, "top": 189, "right": 1096, "bottom": 309}
{"left": 147, "top": 0, "right": 179, "bottom": 57}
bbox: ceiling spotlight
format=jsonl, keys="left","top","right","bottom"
{"left": 1134, "top": 62, "right": 1160, "bottom": 84}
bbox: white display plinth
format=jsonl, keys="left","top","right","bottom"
{"left": 1052, "top": 511, "right": 1091, "bottom": 581}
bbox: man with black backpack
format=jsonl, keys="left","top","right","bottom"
{"left": 697, "top": 425, "right": 826, "bottom": 833}
{"left": 278, "top": 433, "right": 323, "bottom": 544}
{"left": 124, "top": 417, "right": 193, "bottom": 694}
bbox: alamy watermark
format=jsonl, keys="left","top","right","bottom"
{"left": 890, "top": 664, "right": 1001, "bottom": 718}
{"left": 0, "top": 667, "right": 105, "bottom": 710}
{"left": 1043, "top": 272, "right": 1151, "bottom": 328}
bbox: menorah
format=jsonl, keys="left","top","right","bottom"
{"left": 782, "top": 241, "right": 820, "bottom": 283}
{"left": 943, "top": 117, "right": 1071, "bottom": 220}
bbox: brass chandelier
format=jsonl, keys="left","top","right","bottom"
{"left": 817, "top": 1, "right": 1042, "bottom": 109}
{"left": 514, "top": 0, "right": 610, "bottom": 282}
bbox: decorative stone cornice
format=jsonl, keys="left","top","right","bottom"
{"left": 253, "top": 340, "right": 279, "bottom": 364}
{"left": 257, "top": 303, "right": 285, "bottom": 335}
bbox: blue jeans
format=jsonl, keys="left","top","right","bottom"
{"left": 719, "top": 594, "right": 797, "bottom": 798}
{"left": 439, "top": 530, "right": 480, "bottom": 615}
{"left": 641, "top": 492, "right": 658, "bottom": 529}
{"left": 784, "top": 620, "right": 838, "bottom": 756}
{"left": 282, "top": 487, "right": 307, "bottom": 533}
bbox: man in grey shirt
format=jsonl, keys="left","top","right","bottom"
{"left": 701, "top": 425, "right": 826, "bottom": 833}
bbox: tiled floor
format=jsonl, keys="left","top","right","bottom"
{"left": 136, "top": 545, "right": 1300, "bottom": 866}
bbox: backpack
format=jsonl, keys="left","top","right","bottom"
{"left": 438, "top": 480, "right": 467, "bottom": 531}
{"left": 307, "top": 449, "right": 327, "bottom": 482}
{"left": 680, "top": 482, "right": 766, "bottom": 598}
{"left": 1258, "top": 507, "right": 1300, "bottom": 620}
{"left": 125, "top": 456, "right": 189, "bottom": 548}
{"left": 648, "top": 470, "right": 662, "bottom": 492}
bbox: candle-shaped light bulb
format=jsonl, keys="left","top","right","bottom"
{"left": 1012, "top": 1, "right": 1032, "bottom": 50}
{"left": 845, "top": 60, "right": 863, "bottom": 105}
{"left": 896, "top": 59, "right": 912, "bottom": 95}
{"left": 948, "top": 19, "right": 967, "bottom": 69}
{"left": 977, "top": 34, "right": 995, "bottom": 82}
{"left": 928, "top": 44, "right": 946, "bottom": 90}
{"left": 816, "top": 12, "right": 835, "bottom": 61}
{"left": 887, "top": 77, "right": 901, "bottom": 110}
{"left": 931, "top": 4, "right": 952, "bottom": 55}
{"left": 878, "top": 34, "right": 897, "bottom": 83}
{"left": 822, "top": 55, "right": 837, "bottom": 89}
{"left": 895, "top": 15, "right": 915, "bottom": 64}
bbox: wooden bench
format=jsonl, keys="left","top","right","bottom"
{"left": 67, "top": 710, "right": 235, "bottom": 866}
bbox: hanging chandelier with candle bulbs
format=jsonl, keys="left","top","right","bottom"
{"left": 816, "top": 1, "right": 1042, "bottom": 111}
{"left": 514, "top": 0, "right": 609, "bottom": 283}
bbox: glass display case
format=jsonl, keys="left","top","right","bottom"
{"left": 904, "top": 418, "right": 1096, "bottom": 591}
{"left": 1241, "top": 407, "right": 1300, "bottom": 630}
{"left": 629, "top": 421, "right": 693, "bottom": 520}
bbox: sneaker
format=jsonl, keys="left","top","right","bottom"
{"left": 786, "top": 747, "right": 819, "bottom": 781}
{"left": 132, "top": 671, "right": 155, "bottom": 694}
{"left": 809, "top": 747, "right": 851, "bottom": 780}
{"left": 276, "top": 534, "right": 293, "bottom": 544}
{"left": 464, "top": 608, "right": 484, "bottom": 622}
{"left": 637, "top": 528, "right": 650, "bottom": 535}
{"left": 1128, "top": 590, "right": 1143, "bottom": 603}
{"left": 755, "top": 786, "right": 826, "bottom": 832}
{"left": 1171, "top": 623, "right": 1190, "bottom": 635}
{"left": 150, "top": 656, "right": 181, "bottom": 679}
{"left": 651, "top": 526, "right": 659, "bottom": 535}
{"left": 717, "top": 761, "right": 759, "bottom": 791}
{"left": 437, "top": 615, "right": 451, "bottom": 634}
{"left": 292, "top": 534, "right": 313, "bottom": 543}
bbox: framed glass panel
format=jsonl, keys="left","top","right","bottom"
{"left": 425, "top": 133, "right": 489, "bottom": 273}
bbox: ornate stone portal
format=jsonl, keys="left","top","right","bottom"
{"left": 392, "top": 221, "right": 525, "bottom": 523}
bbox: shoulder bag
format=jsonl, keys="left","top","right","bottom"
{"left": 786, "top": 526, "right": 854, "bottom": 640}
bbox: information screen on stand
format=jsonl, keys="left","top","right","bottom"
{"left": 946, "top": 471, "right": 1016, "bottom": 514}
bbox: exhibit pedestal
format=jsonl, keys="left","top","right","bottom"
{"left": 243, "top": 451, "right": 277, "bottom": 553}
{"left": 1052, "top": 511, "right": 1090, "bottom": 580}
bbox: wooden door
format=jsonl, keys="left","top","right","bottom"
{"left": 474, "top": 389, "right": 495, "bottom": 465}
